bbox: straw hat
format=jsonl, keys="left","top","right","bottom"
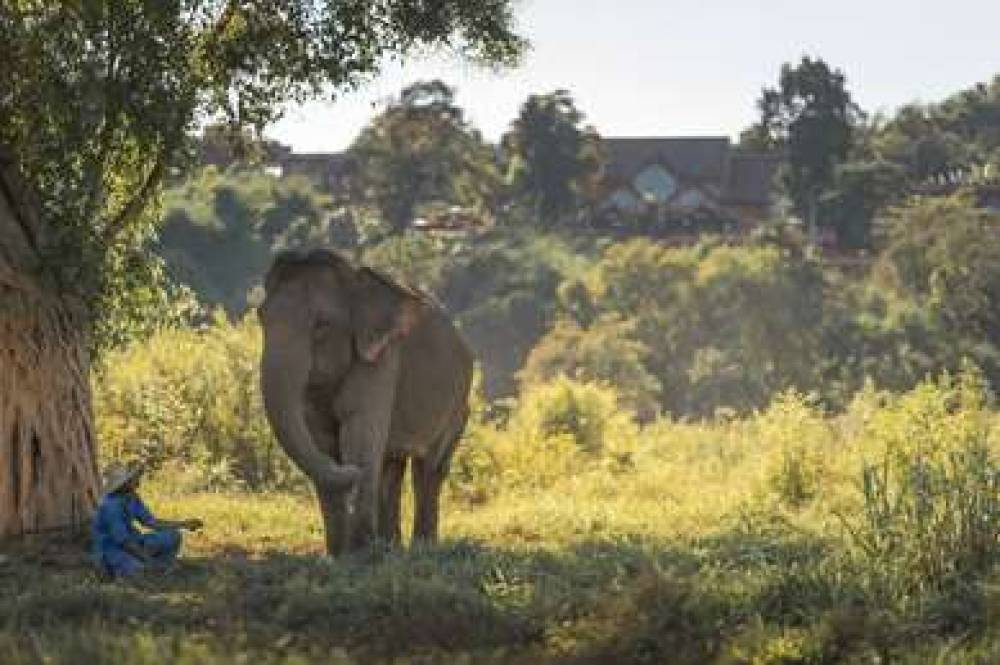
{"left": 102, "top": 463, "right": 142, "bottom": 494}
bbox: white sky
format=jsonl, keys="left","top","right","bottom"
{"left": 267, "top": 0, "right": 1000, "bottom": 153}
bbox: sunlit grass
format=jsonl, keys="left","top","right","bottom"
{"left": 7, "top": 372, "right": 1000, "bottom": 663}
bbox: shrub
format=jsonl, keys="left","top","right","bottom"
{"left": 473, "top": 376, "right": 640, "bottom": 490}
{"left": 754, "top": 390, "right": 832, "bottom": 507}
{"left": 510, "top": 375, "right": 637, "bottom": 454}
{"left": 841, "top": 368, "right": 1000, "bottom": 609}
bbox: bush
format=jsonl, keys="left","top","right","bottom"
{"left": 461, "top": 376, "right": 642, "bottom": 491}
{"left": 754, "top": 390, "right": 833, "bottom": 507}
{"left": 94, "top": 314, "right": 306, "bottom": 492}
{"left": 510, "top": 375, "right": 637, "bottom": 455}
{"left": 520, "top": 316, "right": 661, "bottom": 421}
{"left": 445, "top": 368, "right": 503, "bottom": 505}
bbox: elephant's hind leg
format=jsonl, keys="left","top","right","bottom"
{"left": 412, "top": 435, "right": 460, "bottom": 543}
{"left": 411, "top": 457, "right": 443, "bottom": 544}
{"left": 412, "top": 411, "right": 468, "bottom": 544}
{"left": 379, "top": 457, "right": 406, "bottom": 547}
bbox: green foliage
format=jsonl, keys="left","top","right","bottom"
{"left": 435, "top": 374, "right": 640, "bottom": 501}
{"left": 871, "top": 75, "right": 1000, "bottom": 181}
{"left": 508, "top": 375, "right": 638, "bottom": 455}
{"left": 877, "top": 194, "right": 1000, "bottom": 347}
{"left": 819, "top": 158, "right": 907, "bottom": 248}
{"left": 445, "top": 368, "right": 503, "bottom": 506}
{"left": 520, "top": 316, "right": 662, "bottom": 420}
{"left": 501, "top": 90, "right": 604, "bottom": 225}
{"left": 349, "top": 80, "right": 501, "bottom": 234}
{"left": 91, "top": 249, "right": 204, "bottom": 353}
{"left": 812, "top": 277, "right": 941, "bottom": 400}
{"left": 508, "top": 228, "right": 1000, "bottom": 419}
{"left": 756, "top": 390, "right": 832, "bottom": 507}
{"left": 578, "top": 238, "right": 829, "bottom": 416}
{"left": 192, "top": 122, "right": 288, "bottom": 170}
{"left": 359, "top": 230, "right": 462, "bottom": 294}
{"left": 842, "top": 369, "right": 1000, "bottom": 609}
{"left": 94, "top": 314, "right": 304, "bottom": 492}
{"left": 158, "top": 166, "right": 337, "bottom": 314}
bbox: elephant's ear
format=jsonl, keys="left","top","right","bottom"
{"left": 352, "top": 267, "right": 425, "bottom": 363}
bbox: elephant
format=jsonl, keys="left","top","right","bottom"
{"left": 257, "top": 248, "right": 473, "bottom": 554}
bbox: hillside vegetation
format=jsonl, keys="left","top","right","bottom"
{"left": 152, "top": 74, "right": 1000, "bottom": 414}
{"left": 156, "top": 179, "right": 1000, "bottom": 417}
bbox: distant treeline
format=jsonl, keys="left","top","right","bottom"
{"left": 153, "top": 66, "right": 1000, "bottom": 417}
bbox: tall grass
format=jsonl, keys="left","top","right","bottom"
{"left": 839, "top": 369, "right": 1000, "bottom": 610}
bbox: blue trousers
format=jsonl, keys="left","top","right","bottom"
{"left": 100, "top": 528, "right": 182, "bottom": 577}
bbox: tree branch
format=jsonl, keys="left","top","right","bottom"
{"left": 101, "top": 1, "right": 239, "bottom": 248}
{"left": 101, "top": 0, "right": 238, "bottom": 246}
{"left": 99, "top": 156, "right": 166, "bottom": 246}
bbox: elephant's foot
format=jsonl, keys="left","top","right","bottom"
{"left": 347, "top": 529, "right": 376, "bottom": 553}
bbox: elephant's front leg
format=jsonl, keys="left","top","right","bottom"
{"left": 339, "top": 416, "right": 388, "bottom": 551}
{"left": 412, "top": 457, "right": 444, "bottom": 544}
{"left": 316, "top": 486, "right": 349, "bottom": 555}
{"left": 304, "top": 403, "right": 349, "bottom": 555}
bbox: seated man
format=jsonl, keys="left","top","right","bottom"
{"left": 92, "top": 463, "right": 203, "bottom": 578}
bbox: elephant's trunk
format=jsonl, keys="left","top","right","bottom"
{"left": 260, "top": 320, "right": 358, "bottom": 492}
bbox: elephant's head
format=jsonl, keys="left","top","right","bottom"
{"left": 257, "top": 249, "right": 426, "bottom": 492}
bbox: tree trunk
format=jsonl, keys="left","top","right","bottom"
{"left": 0, "top": 153, "right": 99, "bottom": 538}
{"left": 805, "top": 192, "right": 819, "bottom": 258}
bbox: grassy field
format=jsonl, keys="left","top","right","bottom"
{"left": 5, "top": 376, "right": 1000, "bottom": 663}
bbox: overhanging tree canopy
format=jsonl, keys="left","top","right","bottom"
{"left": 0, "top": 0, "right": 524, "bottom": 537}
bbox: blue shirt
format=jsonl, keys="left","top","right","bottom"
{"left": 91, "top": 492, "right": 156, "bottom": 556}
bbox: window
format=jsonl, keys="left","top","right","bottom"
{"left": 633, "top": 164, "right": 677, "bottom": 204}
{"left": 608, "top": 188, "right": 643, "bottom": 212}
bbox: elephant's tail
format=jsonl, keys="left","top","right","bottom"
{"left": 432, "top": 404, "right": 470, "bottom": 473}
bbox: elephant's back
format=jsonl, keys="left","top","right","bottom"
{"left": 390, "top": 306, "right": 473, "bottom": 454}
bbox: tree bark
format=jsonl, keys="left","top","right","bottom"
{"left": 0, "top": 153, "right": 99, "bottom": 538}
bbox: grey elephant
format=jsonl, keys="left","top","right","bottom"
{"left": 257, "top": 249, "right": 473, "bottom": 554}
